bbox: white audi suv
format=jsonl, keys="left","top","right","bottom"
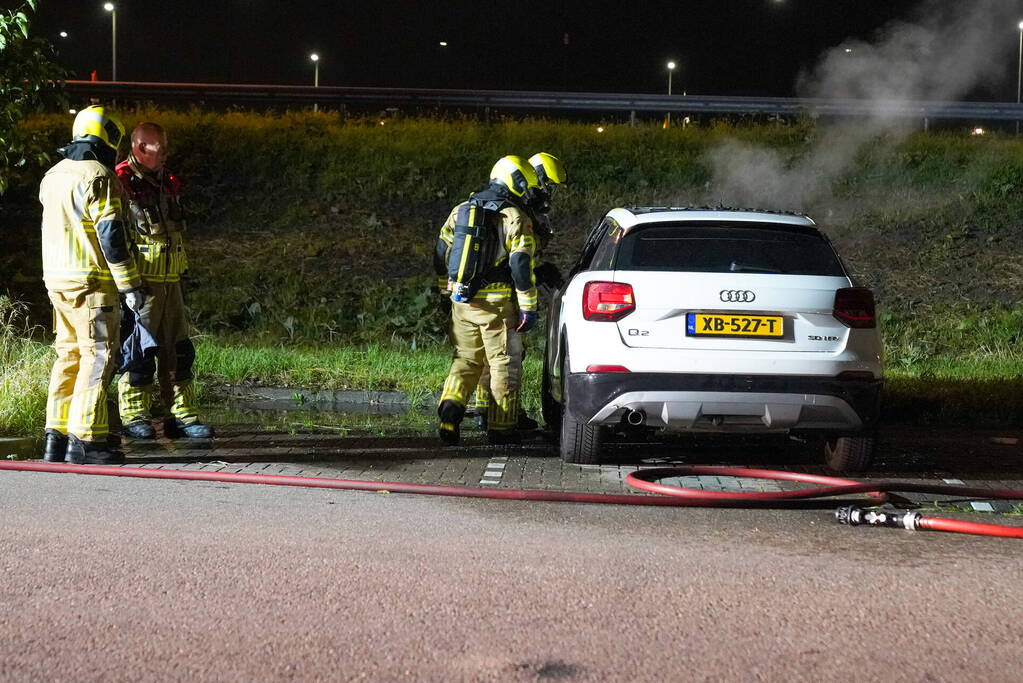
{"left": 542, "top": 207, "right": 883, "bottom": 473}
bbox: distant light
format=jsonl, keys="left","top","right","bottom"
{"left": 379, "top": 120, "right": 386, "bottom": 126}
{"left": 844, "top": 48, "right": 853, "bottom": 53}
{"left": 1018, "top": 20, "right": 1023, "bottom": 31}
{"left": 666, "top": 61, "right": 676, "bottom": 70}
{"left": 972, "top": 127, "right": 986, "bottom": 136}
{"left": 69, "top": 109, "right": 77, "bottom": 115}
{"left": 596, "top": 126, "right": 605, "bottom": 133}
{"left": 59, "top": 31, "right": 68, "bottom": 38}
{"left": 310, "top": 53, "right": 319, "bottom": 62}
{"left": 439, "top": 41, "right": 448, "bottom": 47}
{"left": 103, "top": 2, "right": 114, "bottom": 11}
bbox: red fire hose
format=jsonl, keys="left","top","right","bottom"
{"left": 1, "top": 461, "right": 1021, "bottom": 538}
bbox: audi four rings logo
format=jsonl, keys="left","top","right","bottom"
{"left": 720, "top": 289, "right": 756, "bottom": 302}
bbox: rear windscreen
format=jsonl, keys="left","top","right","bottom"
{"left": 615, "top": 224, "right": 846, "bottom": 276}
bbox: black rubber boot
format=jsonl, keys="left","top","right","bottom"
{"left": 438, "top": 399, "right": 466, "bottom": 446}
{"left": 164, "top": 418, "right": 215, "bottom": 439}
{"left": 42, "top": 430, "right": 68, "bottom": 462}
{"left": 65, "top": 435, "right": 126, "bottom": 465}
{"left": 122, "top": 419, "right": 156, "bottom": 439}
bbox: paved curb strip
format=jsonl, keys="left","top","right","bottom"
{"left": 1, "top": 437, "right": 37, "bottom": 460}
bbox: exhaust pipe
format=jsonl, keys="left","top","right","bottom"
{"left": 625, "top": 409, "right": 646, "bottom": 426}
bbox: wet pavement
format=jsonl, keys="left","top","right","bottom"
{"left": 111, "top": 409, "right": 1023, "bottom": 513}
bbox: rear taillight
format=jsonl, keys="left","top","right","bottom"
{"left": 586, "top": 365, "right": 630, "bottom": 373}
{"left": 583, "top": 281, "right": 635, "bottom": 322}
{"left": 833, "top": 287, "right": 876, "bottom": 328}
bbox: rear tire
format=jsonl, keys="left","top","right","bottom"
{"left": 823, "top": 435, "right": 874, "bottom": 474}
{"left": 560, "top": 407, "right": 602, "bottom": 464}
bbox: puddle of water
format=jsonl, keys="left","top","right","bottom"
{"left": 202, "top": 401, "right": 438, "bottom": 436}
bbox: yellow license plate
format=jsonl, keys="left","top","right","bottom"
{"left": 686, "top": 313, "right": 784, "bottom": 337}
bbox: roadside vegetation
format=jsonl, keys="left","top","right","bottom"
{"left": 0, "top": 297, "right": 52, "bottom": 437}
{"left": 3, "top": 111, "right": 1023, "bottom": 435}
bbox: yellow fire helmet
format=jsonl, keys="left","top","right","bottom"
{"left": 71, "top": 105, "right": 125, "bottom": 152}
{"left": 489, "top": 155, "right": 539, "bottom": 197}
{"left": 529, "top": 152, "right": 566, "bottom": 188}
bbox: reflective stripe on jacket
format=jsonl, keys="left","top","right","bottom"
{"left": 435, "top": 201, "right": 538, "bottom": 311}
{"left": 39, "top": 158, "right": 141, "bottom": 293}
{"left": 115, "top": 157, "right": 189, "bottom": 284}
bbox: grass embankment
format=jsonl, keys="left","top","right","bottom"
{"left": 0, "top": 298, "right": 52, "bottom": 437}
{"left": 3, "top": 112, "right": 1023, "bottom": 435}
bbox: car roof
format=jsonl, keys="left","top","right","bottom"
{"left": 609, "top": 207, "right": 818, "bottom": 232}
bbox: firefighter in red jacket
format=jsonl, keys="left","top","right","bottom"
{"left": 115, "top": 122, "right": 213, "bottom": 439}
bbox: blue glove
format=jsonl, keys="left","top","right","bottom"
{"left": 517, "top": 311, "right": 537, "bottom": 332}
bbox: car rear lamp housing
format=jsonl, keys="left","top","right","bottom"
{"left": 586, "top": 365, "right": 631, "bottom": 373}
{"left": 583, "top": 281, "right": 635, "bottom": 322}
{"left": 833, "top": 287, "right": 876, "bottom": 329}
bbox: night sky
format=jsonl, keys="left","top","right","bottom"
{"left": 29, "top": 0, "right": 1018, "bottom": 98}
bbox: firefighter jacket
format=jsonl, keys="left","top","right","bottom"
{"left": 434, "top": 200, "right": 539, "bottom": 312}
{"left": 115, "top": 155, "right": 189, "bottom": 284}
{"left": 39, "top": 146, "right": 142, "bottom": 295}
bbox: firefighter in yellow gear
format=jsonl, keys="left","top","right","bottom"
{"left": 115, "top": 122, "right": 213, "bottom": 440}
{"left": 39, "top": 105, "right": 145, "bottom": 465}
{"left": 471, "top": 152, "right": 567, "bottom": 431}
{"left": 434, "top": 156, "right": 540, "bottom": 445}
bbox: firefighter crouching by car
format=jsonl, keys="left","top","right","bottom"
{"left": 115, "top": 122, "right": 214, "bottom": 439}
{"left": 39, "top": 106, "right": 145, "bottom": 465}
{"left": 434, "top": 156, "right": 540, "bottom": 445}
{"left": 471, "top": 152, "right": 566, "bottom": 431}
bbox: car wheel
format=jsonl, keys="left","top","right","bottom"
{"left": 560, "top": 409, "right": 603, "bottom": 464}
{"left": 541, "top": 355, "right": 562, "bottom": 433}
{"left": 823, "top": 435, "right": 874, "bottom": 474}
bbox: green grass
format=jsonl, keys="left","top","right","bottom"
{"left": 0, "top": 297, "right": 53, "bottom": 438}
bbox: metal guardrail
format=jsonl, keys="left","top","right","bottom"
{"left": 65, "top": 80, "right": 1023, "bottom": 121}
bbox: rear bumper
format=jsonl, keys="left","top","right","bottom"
{"left": 564, "top": 372, "right": 882, "bottom": 434}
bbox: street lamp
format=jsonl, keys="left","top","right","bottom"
{"left": 1017, "top": 20, "right": 1023, "bottom": 134}
{"left": 103, "top": 3, "right": 116, "bottom": 81}
{"left": 310, "top": 53, "right": 320, "bottom": 111}
{"left": 666, "top": 61, "right": 677, "bottom": 127}
{"left": 59, "top": 31, "right": 68, "bottom": 38}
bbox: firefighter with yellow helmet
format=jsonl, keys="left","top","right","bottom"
{"left": 434, "top": 156, "right": 540, "bottom": 445}
{"left": 39, "top": 105, "right": 144, "bottom": 465}
{"left": 470, "top": 152, "right": 567, "bottom": 432}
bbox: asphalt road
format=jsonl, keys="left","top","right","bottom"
{"left": 2, "top": 470, "right": 1022, "bottom": 681}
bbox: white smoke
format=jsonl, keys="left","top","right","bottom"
{"left": 708, "top": 0, "right": 1017, "bottom": 211}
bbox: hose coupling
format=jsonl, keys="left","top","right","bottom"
{"left": 836, "top": 506, "right": 921, "bottom": 530}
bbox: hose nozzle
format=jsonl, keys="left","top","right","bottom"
{"left": 836, "top": 506, "right": 921, "bottom": 530}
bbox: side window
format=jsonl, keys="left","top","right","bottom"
{"left": 588, "top": 220, "right": 623, "bottom": 271}
{"left": 569, "top": 217, "right": 612, "bottom": 277}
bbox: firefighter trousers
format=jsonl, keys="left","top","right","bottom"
{"left": 45, "top": 286, "right": 120, "bottom": 442}
{"left": 472, "top": 343, "right": 529, "bottom": 415}
{"left": 117, "top": 281, "right": 199, "bottom": 424}
{"left": 440, "top": 298, "right": 523, "bottom": 431}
